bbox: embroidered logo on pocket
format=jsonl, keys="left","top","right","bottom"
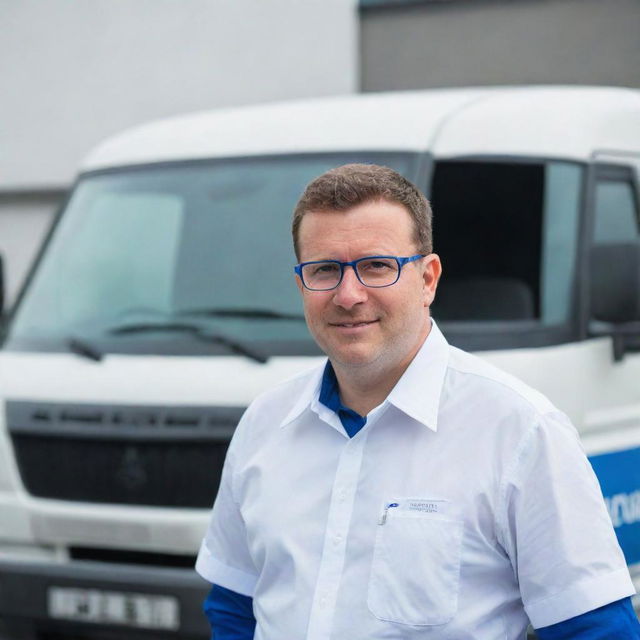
{"left": 378, "top": 498, "right": 450, "bottom": 524}
{"left": 405, "top": 498, "right": 448, "bottom": 514}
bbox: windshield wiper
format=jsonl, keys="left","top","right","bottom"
{"left": 107, "top": 321, "right": 268, "bottom": 363}
{"left": 68, "top": 337, "right": 103, "bottom": 362}
{"left": 177, "top": 307, "right": 305, "bottom": 321}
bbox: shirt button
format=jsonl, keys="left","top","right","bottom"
{"left": 333, "top": 534, "right": 342, "bottom": 545}
{"left": 320, "top": 597, "right": 327, "bottom": 608}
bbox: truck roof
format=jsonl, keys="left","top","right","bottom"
{"left": 83, "top": 86, "right": 640, "bottom": 171}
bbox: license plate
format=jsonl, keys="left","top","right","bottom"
{"left": 47, "top": 586, "right": 180, "bottom": 630}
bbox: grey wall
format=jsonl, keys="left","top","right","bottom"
{"left": 0, "top": 194, "right": 59, "bottom": 306}
{"left": 361, "top": 0, "right": 640, "bottom": 91}
{"left": 0, "top": 0, "right": 357, "bottom": 306}
{"left": 2, "top": 0, "right": 357, "bottom": 190}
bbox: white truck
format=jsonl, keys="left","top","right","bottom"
{"left": 0, "top": 86, "right": 639, "bottom": 639}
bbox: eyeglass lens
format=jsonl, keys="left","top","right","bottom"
{"left": 302, "top": 258, "right": 400, "bottom": 290}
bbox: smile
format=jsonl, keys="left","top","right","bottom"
{"left": 330, "top": 320, "right": 379, "bottom": 328}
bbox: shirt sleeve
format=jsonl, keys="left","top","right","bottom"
{"left": 497, "top": 410, "right": 636, "bottom": 629}
{"left": 196, "top": 410, "right": 259, "bottom": 596}
{"left": 203, "top": 584, "right": 256, "bottom": 640}
{"left": 535, "top": 597, "right": 640, "bottom": 639}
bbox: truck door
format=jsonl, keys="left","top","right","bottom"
{"left": 583, "top": 155, "right": 640, "bottom": 582}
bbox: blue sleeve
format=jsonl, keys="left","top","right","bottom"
{"left": 203, "top": 583, "right": 256, "bottom": 640}
{"left": 535, "top": 597, "right": 640, "bottom": 639}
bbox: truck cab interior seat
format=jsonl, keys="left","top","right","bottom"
{"left": 432, "top": 276, "right": 535, "bottom": 322}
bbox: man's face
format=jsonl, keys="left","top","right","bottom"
{"left": 295, "top": 199, "right": 441, "bottom": 375}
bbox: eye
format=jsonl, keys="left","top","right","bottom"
{"left": 359, "top": 258, "right": 396, "bottom": 271}
{"left": 313, "top": 263, "right": 340, "bottom": 276}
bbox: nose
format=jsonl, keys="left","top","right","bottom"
{"left": 332, "top": 265, "right": 368, "bottom": 310}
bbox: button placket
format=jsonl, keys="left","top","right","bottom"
{"left": 306, "top": 435, "right": 367, "bottom": 640}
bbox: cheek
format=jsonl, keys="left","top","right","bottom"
{"left": 394, "top": 281, "right": 425, "bottom": 310}
{"left": 302, "top": 293, "right": 328, "bottom": 322}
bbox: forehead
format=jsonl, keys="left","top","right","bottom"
{"left": 297, "top": 199, "right": 415, "bottom": 260}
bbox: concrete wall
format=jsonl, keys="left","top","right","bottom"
{"left": 361, "top": 0, "right": 640, "bottom": 91}
{"left": 0, "top": 0, "right": 358, "bottom": 307}
{"left": 0, "top": 194, "right": 59, "bottom": 306}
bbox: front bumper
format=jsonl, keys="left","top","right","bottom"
{"left": 0, "top": 559, "right": 210, "bottom": 639}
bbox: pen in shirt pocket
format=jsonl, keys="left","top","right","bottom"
{"left": 378, "top": 501, "right": 400, "bottom": 525}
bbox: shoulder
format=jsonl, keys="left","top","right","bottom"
{"left": 431, "top": 346, "right": 583, "bottom": 485}
{"left": 233, "top": 361, "right": 325, "bottom": 445}
{"left": 439, "top": 345, "right": 574, "bottom": 454}
{"left": 248, "top": 362, "right": 323, "bottom": 415}
{"left": 445, "top": 345, "right": 557, "bottom": 417}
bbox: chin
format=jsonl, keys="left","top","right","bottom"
{"left": 328, "top": 347, "right": 380, "bottom": 369}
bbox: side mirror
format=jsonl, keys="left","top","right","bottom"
{"left": 0, "top": 253, "right": 4, "bottom": 317}
{"left": 589, "top": 243, "right": 640, "bottom": 360}
{"left": 590, "top": 244, "right": 640, "bottom": 323}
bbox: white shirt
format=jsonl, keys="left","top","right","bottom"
{"left": 196, "top": 321, "right": 634, "bottom": 639}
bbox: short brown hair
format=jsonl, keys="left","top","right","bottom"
{"left": 292, "top": 163, "right": 433, "bottom": 259}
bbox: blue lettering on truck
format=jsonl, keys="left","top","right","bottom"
{"left": 589, "top": 446, "right": 640, "bottom": 566}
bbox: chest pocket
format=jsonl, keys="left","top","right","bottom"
{"left": 367, "top": 510, "right": 464, "bottom": 626}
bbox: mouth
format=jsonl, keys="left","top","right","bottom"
{"left": 329, "top": 319, "right": 379, "bottom": 329}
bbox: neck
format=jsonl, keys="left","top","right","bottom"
{"left": 332, "top": 321, "right": 432, "bottom": 417}
{"left": 334, "top": 363, "right": 403, "bottom": 417}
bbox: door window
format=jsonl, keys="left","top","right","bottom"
{"left": 593, "top": 178, "right": 639, "bottom": 245}
{"left": 430, "top": 160, "right": 582, "bottom": 326}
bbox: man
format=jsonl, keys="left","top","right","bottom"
{"left": 196, "top": 164, "right": 639, "bottom": 638}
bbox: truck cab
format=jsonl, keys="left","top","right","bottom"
{"left": 1, "top": 86, "right": 639, "bottom": 638}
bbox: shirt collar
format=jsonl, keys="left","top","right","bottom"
{"left": 319, "top": 362, "right": 368, "bottom": 438}
{"left": 279, "top": 362, "right": 326, "bottom": 428}
{"left": 279, "top": 318, "right": 450, "bottom": 432}
{"left": 386, "top": 319, "right": 450, "bottom": 432}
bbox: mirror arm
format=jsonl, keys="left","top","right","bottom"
{"left": 588, "top": 320, "right": 640, "bottom": 362}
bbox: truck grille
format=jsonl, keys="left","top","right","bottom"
{"left": 6, "top": 401, "right": 244, "bottom": 508}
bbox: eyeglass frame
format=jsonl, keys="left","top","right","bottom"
{"left": 294, "top": 254, "right": 426, "bottom": 291}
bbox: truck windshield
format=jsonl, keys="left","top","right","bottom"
{"left": 5, "top": 155, "right": 583, "bottom": 355}
{"left": 5, "top": 153, "right": 419, "bottom": 356}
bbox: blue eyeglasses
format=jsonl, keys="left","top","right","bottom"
{"left": 294, "top": 254, "right": 425, "bottom": 291}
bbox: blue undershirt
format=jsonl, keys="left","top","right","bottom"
{"left": 203, "top": 361, "right": 640, "bottom": 639}
{"left": 318, "top": 361, "right": 367, "bottom": 437}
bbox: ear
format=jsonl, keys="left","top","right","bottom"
{"left": 422, "top": 254, "right": 442, "bottom": 307}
